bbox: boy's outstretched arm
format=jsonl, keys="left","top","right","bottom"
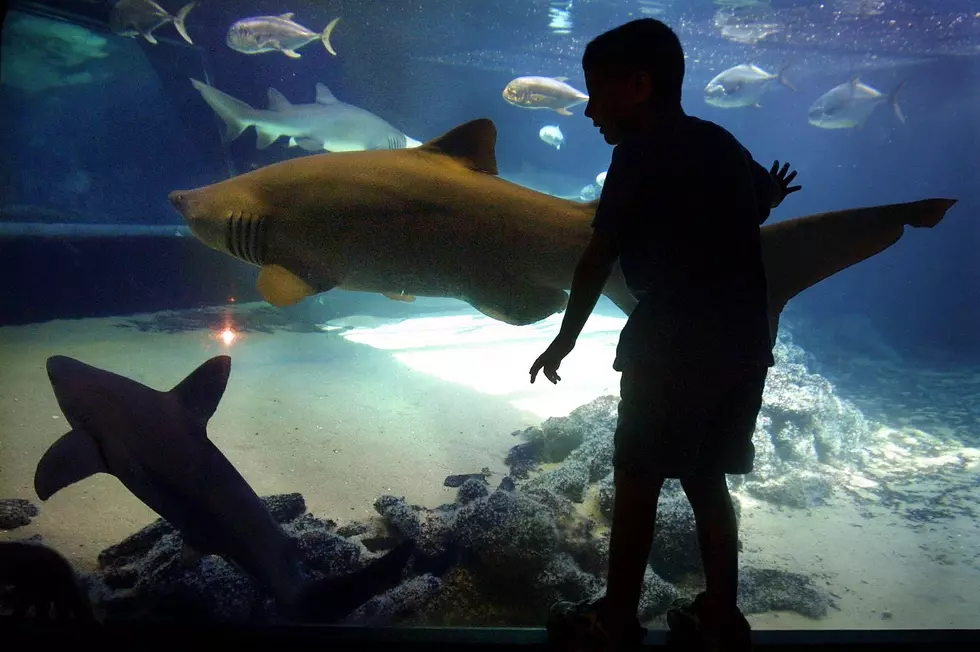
{"left": 529, "top": 230, "right": 618, "bottom": 384}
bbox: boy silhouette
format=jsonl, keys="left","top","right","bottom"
{"left": 530, "top": 18, "right": 801, "bottom": 651}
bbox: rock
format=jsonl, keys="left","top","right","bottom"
{"left": 525, "top": 458, "right": 591, "bottom": 502}
{"left": 744, "top": 471, "right": 834, "bottom": 508}
{"left": 261, "top": 493, "right": 307, "bottom": 523}
{"left": 444, "top": 473, "right": 488, "bottom": 488}
{"left": 337, "top": 522, "right": 370, "bottom": 537}
{"left": 344, "top": 574, "right": 443, "bottom": 625}
{"left": 0, "top": 498, "right": 40, "bottom": 530}
{"left": 373, "top": 495, "right": 422, "bottom": 540}
{"left": 638, "top": 566, "right": 680, "bottom": 620}
{"left": 737, "top": 566, "right": 834, "bottom": 619}
{"left": 536, "top": 553, "right": 602, "bottom": 606}
{"left": 452, "top": 490, "right": 558, "bottom": 583}
{"left": 456, "top": 478, "right": 490, "bottom": 505}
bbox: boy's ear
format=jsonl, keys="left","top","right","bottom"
{"left": 631, "top": 70, "right": 653, "bottom": 103}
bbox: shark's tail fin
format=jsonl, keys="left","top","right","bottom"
{"left": 288, "top": 538, "right": 415, "bottom": 623}
{"left": 889, "top": 79, "right": 908, "bottom": 124}
{"left": 190, "top": 78, "right": 256, "bottom": 142}
{"left": 320, "top": 17, "right": 341, "bottom": 56}
{"left": 172, "top": 3, "right": 195, "bottom": 45}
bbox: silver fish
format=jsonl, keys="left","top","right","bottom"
{"left": 109, "top": 0, "right": 195, "bottom": 45}
{"left": 226, "top": 13, "right": 340, "bottom": 59}
{"left": 704, "top": 64, "right": 795, "bottom": 108}
{"left": 808, "top": 77, "right": 907, "bottom": 129}
{"left": 502, "top": 76, "right": 588, "bottom": 115}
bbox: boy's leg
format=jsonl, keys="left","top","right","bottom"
{"left": 679, "top": 473, "right": 739, "bottom": 613}
{"left": 601, "top": 467, "right": 665, "bottom": 634}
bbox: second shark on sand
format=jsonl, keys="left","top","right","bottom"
{"left": 190, "top": 78, "right": 423, "bottom": 152}
{"left": 33, "top": 355, "right": 414, "bottom": 622}
{"left": 169, "top": 118, "right": 956, "bottom": 341}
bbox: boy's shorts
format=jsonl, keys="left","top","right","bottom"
{"left": 613, "top": 360, "right": 769, "bottom": 478}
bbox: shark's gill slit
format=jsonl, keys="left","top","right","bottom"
{"left": 244, "top": 214, "right": 265, "bottom": 265}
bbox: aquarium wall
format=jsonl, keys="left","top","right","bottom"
{"left": 1, "top": 0, "right": 979, "bottom": 639}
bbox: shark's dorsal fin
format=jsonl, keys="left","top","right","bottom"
{"left": 553, "top": 76, "right": 568, "bottom": 82}
{"left": 278, "top": 12, "right": 295, "bottom": 20}
{"left": 34, "top": 429, "right": 108, "bottom": 500}
{"left": 422, "top": 119, "right": 498, "bottom": 175}
{"left": 169, "top": 356, "right": 231, "bottom": 423}
{"left": 314, "top": 83, "right": 338, "bottom": 105}
{"left": 267, "top": 87, "right": 293, "bottom": 111}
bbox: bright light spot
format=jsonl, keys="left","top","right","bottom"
{"left": 219, "top": 328, "right": 237, "bottom": 346}
{"left": 330, "top": 310, "right": 625, "bottom": 418}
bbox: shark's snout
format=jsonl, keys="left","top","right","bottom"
{"left": 169, "top": 190, "right": 189, "bottom": 214}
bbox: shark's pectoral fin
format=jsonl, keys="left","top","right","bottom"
{"left": 169, "top": 356, "right": 231, "bottom": 423}
{"left": 258, "top": 265, "right": 320, "bottom": 307}
{"left": 255, "top": 130, "right": 280, "bottom": 149}
{"left": 294, "top": 137, "right": 325, "bottom": 152}
{"left": 383, "top": 292, "right": 416, "bottom": 302}
{"left": 34, "top": 429, "right": 108, "bottom": 501}
{"left": 601, "top": 264, "right": 637, "bottom": 317}
{"left": 422, "top": 119, "right": 498, "bottom": 175}
{"left": 468, "top": 283, "right": 568, "bottom": 326}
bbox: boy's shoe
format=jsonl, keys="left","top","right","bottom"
{"left": 665, "top": 593, "right": 752, "bottom": 651}
{"left": 546, "top": 596, "right": 647, "bottom": 651}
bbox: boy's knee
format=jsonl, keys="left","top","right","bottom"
{"left": 680, "top": 474, "right": 731, "bottom": 510}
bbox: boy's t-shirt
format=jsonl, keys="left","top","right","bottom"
{"left": 592, "top": 113, "right": 776, "bottom": 370}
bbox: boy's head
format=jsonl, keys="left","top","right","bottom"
{"left": 582, "top": 18, "right": 685, "bottom": 144}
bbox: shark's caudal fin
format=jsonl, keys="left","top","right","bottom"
{"left": 763, "top": 198, "right": 956, "bottom": 333}
{"left": 320, "top": 17, "right": 341, "bottom": 56}
{"left": 172, "top": 3, "right": 196, "bottom": 45}
{"left": 288, "top": 539, "right": 415, "bottom": 623}
{"left": 190, "top": 78, "right": 257, "bottom": 141}
{"left": 422, "top": 119, "right": 498, "bottom": 175}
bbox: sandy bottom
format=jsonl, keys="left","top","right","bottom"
{"left": 1, "top": 304, "right": 979, "bottom": 630}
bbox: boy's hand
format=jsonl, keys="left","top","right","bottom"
{"left": 529, "top": 335, "right": 575, "bottom": 384}
{"left": 770, "top": 160, "right": 802, "bottom": 208}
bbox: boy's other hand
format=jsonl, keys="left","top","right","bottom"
{"left": 530, "top": 335, "right": 575, "bottom": 384}
{"left": 770, "top": 160, "right": 802, "bottom": 208}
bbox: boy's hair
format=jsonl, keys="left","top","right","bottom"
{"left": 582, "top": 18, "right": 685, "bottom": 105}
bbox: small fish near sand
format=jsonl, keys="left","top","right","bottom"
{"left": 109, "top": 0, "right": 195, "bottom": 45}
{"left": 503, "top": 76, "right": 588, "bottom": 116}
{"left": 227, "top": 13, "right": 341, "bottom": 59}
{"left": 539, "top": 125, "right": 564, "bottom": 149}
{"left": 808, "top": 77, "right": 907, "bottom": 130}
{"left": 704, "top": 64, "right": 795, "bottom": 109}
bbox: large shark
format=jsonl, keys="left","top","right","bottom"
{"left": 33, "top": 355, "right": 414, "bottom": 622}
{"left": 168, "top": 118, "right": 956, "bottom": 338}
{"left": 190, "top": 78, "right": 423, "bottom": 152}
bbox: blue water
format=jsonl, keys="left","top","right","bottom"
{"left": 1, "top": 0, "right": 979, "bottom": 632}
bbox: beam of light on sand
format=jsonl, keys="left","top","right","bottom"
{"left": 326, "top": 311, "right": 626, "bottom": 418}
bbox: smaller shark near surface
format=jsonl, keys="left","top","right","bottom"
{"left": 190, "top": 78, "right": 423, "bottom": 152}
{"left": 168, "top": 118, "right": 956, "bottom": 340}
{"left": 33, "top": 355, "right": 414, "bottom": 622}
